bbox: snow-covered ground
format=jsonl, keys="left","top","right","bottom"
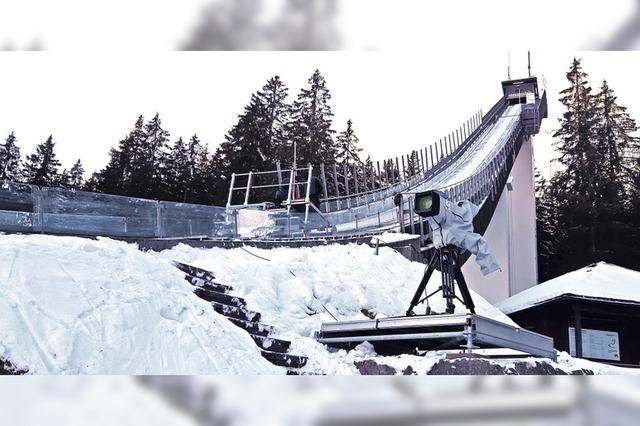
{"left": 155, "top": 241, "right": 521, "bottom": 374}
{"left": 0, "top": 234, "right": 280, "bottom": 374}
{"left": 1, "top": 233, "right": 637, "bottom": 375}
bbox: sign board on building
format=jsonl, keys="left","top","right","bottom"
{"left": 569, "top": 327, "right": 620, "bottom": 361}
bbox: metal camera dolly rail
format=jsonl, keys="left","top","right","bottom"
{"left": 315, "top": 313, "right": 557, "bottom": 361}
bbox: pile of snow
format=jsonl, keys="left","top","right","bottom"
{"left": 370, "top": 232, "right": 419, "bottom": 245}
{"left": 0, "top": 234, "right": 280, "bottom": 374}
{"left": 2, "top": 377, "right": 196, "bottom": 426}
{"left": 155, "top": 242, "right": 518, "bottom": 374}
{"left": 497, "top": 262, "right": 640, "bottom": 315}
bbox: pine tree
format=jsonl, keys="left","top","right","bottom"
{"left": 141, "top": 113, "right": 171, "bottom": 198}
{"left": 67, "top": 159, "right": 85, "bottom": 189}
{"left": 197, "top": 145, "right": 228, "bottom": 205}
{"left": 335, "top": 119, "right": 361, "bottom": 164}
{"left": 219, "top": 100, "right": 267, "bottom": 172}
{"left": 542, "top": 58, "right": 640, "bottom": 278}
{"left": 166, "top": 137, "right": 190, "bottom": 202}
{"left": 289, "top": 69, "right": 336, "bottom": 167}
{"left": 91, "top": 115, "right": 145, "bottom": 195}
{"left": 594, "top": 80, "right": 637, "bottom": 208}
{"left": 550, "top": 58, "right": 600, "bottom": 258}
{"left": 183, "top": 134, "right": 206, "bottom": 203}
{"left": 255, "top": 76, "right": 291, "bottom": 164}
{"left": 534, "top": 169, "right": 561, "bottom": 282}
{"left": 23, "top": 135, "right": 61, "bottom": 186}
{"left": 0, "top": 132, "right": 22, "bottom": 182}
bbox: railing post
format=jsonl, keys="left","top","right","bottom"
{"left": 376, "top": 161, "right": 382, "bottom": 188}
{"left": 363, "top": 163, "right": 369, "bottom": 192}
{"left": 352, "top": 163, "right": 359, "bottom": 195}
{"left": 401, "top": 156, "right": 406, "bottom": 181}
{"left": 424, "top": 147, "right": 429, "bottom": 170}
{"left": 276, "top": 161, "right": 283, "bottom": 186}
{"left": 430, "top": 145, "right": 434, "bottom": 168}
{"left": 343, "top": 162, "right": 350, "bottom": 197}
{"left": 226, "top": 173, "right": 236, "bottom": 208}
{"left": 384, "top": 160, "right": 389, "bottom": 185}
{"left": 243, "top": 171, "right": 253, "bottom": 206}
{"left": 320, "top": 163, "right": 328, "bottom": 200}
{"left": 286, "top": 167, "right": 295, "bottom": 213}
{"left": 332, "top": 163, "right": 340, "bottom": 197}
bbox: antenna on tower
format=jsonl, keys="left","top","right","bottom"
{"left": 528, "top": 51, "right": 531, "bottom": 77}
{"left": 507, "top": 51, "right": 511, "bottom": 80}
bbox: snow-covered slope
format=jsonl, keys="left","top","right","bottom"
{"left": 497, "top": 262, "right": 640, "bottom": 314}
{"left": 156, "top": 242, "right": 516, "bottom": 336}
{"left": 0, "top": 234, "right": 280, "bottom": 374}
{"left": 155, "top": 242, "right": 517, "bottom": 373}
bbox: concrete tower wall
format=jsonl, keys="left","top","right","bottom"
{"left": 462, "top": 136, "right": 538, "bottom": 304}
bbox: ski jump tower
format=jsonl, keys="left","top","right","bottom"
{"left": 462, "top": 76, "right": 547, "bottom": 304}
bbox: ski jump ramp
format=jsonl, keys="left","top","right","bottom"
{"left": 230, "top": 76, "right": 547, "bottom": 304}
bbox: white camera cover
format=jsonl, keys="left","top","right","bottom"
{"left": 426, "top": 197, "right": 501, "bottom": 275}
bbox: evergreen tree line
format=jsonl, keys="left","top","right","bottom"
{"left": 0, "top": 132, "right": 85, "bottom": 189}
{"left": 1, "top": 69, "right": 368, "bottom": 205}
{"left": 536, "top": 58, "right": 640, "bottom": 281}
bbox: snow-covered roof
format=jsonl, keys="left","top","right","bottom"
{"left": 497, "top": 262, "right": 640, "bottom": 315}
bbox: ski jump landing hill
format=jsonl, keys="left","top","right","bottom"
{"left": 0, "top": 75, "right": 547, "bottom": 306}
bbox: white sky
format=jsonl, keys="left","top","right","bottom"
{"left": 1, "top": 51, "right": 639, "bottom": 178}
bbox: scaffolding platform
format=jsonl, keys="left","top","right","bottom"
{"left": 316, "top": 313, "right": 556, "bottom": 361}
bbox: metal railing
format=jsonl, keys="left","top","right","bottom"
{"left": 0, "top": 93, "right": 537, "bottom": 243}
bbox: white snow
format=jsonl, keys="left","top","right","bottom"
{"left": 0, "top": 234, "right": 281, "bottom": 374}
{"left": 370, "top": 232, "right": 419, "bottom": 245}
{"left": 155, "top": 242, "right": 518, "bottom": 374}
{"left": 497, "top": 262, "right": 640, "bottom": 315}
{"left": 1, "top": 234, "right": 635, "bottom": 375}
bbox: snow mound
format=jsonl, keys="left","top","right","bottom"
{"left": 155, "top": 242, "right": 517, "bottom": 373}
{"left": 157, "top": 243, "right": 516, "bottom": 338}
{"left": 497, "top": 262, "right": 640, "bottom": 315}
{"left": 0, "top": 234, "right": 280, "bottom": 374}
{"left": 370, "top": 232, "right": 419, "bottom": 245}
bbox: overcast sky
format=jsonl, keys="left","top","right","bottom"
{"left": 0, "top": 51, "right": 639, "bottom": 179}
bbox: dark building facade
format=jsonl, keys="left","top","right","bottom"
{"left": 507, "top": 295, "right": 640, "bottom": 367}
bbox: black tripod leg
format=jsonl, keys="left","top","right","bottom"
{"left": 453, "top": 266, "right": 475, "bottom": 314}
{"left": 406, "top": 253, "right": 437, "bottom": 316}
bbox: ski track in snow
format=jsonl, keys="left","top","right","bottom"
{"left": 0, "top": 234, "right": 281, "bottom": 374}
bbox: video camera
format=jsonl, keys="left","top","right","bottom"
{"left": 413, "top": 190, "right": 442, "bottom": 218}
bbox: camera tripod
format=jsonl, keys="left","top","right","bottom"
{"left": 406, "top": 245, "right": 476, "bottom": 316}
